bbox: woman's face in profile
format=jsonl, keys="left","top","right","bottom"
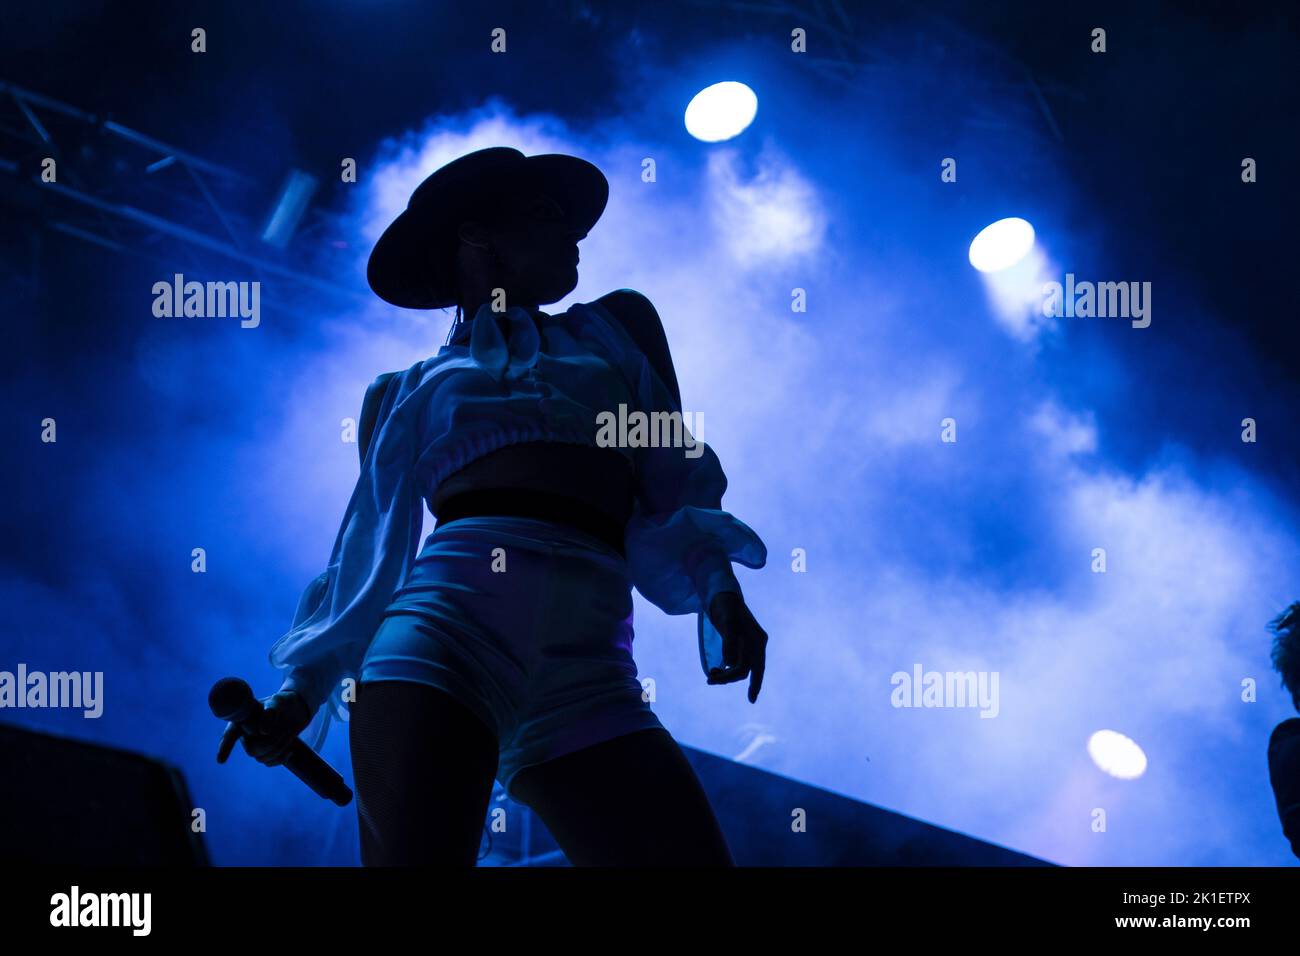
{"left": 478, "top": 192, "right": 585, "bottom": 305}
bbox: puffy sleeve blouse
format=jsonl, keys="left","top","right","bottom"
{"left": 268, "top": 299, "right": 766, "bottom": 752}
{"left": 578, "top": 299, "right": 767, "bottom": 675}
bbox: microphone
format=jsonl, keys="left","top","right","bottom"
{"left": 209, "top": 677, "right": 353, "bottom": 807}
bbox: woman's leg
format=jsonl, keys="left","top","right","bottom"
{"left": 349, "top": 679, "right": 500, "bottom": 866}
{"left": 509, "top": 727, "right": 735, "bottom": 866}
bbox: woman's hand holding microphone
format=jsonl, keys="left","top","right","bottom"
{"left": 216, "top": 689, "right": 316, "bottom": 767}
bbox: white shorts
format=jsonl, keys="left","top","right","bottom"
{"left": 360, "top": 514, "right": 664, "bottom": 799}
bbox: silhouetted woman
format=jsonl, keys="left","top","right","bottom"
{"left": 222, "top": 147, "right": 768, "bottom": 865}
{"left": 1268, "top": 601, "right": 1300, "bottom": 859}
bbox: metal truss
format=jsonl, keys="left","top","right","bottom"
{"left": 0, "top": 80, "right": 365, "bottom": 308}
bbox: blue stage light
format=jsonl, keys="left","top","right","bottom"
{"left": 1088, "top": 729, "right": 1148, "bottom": 780}
{"left": 968, "top": 217, "right": 1036, "bottom": 273}
{"left": 685, "top": 81, "right": 758, "bottom": 142}
{"left": 261, "top": 169, "right": 319, "bottom": 249}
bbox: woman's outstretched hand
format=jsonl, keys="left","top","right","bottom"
{"left": 705, "top": 591, "right": 768, "bottom": 703}
{"left": 216, "top": 689, "right": 315, "bottom": 767}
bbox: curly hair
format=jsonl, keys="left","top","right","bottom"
{"left": 1270, "top": 601, "right": 1300, "bottom": 711}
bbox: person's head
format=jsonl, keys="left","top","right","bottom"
{"left": 452, "top": 190, "right": 587, "bottom": 315}
{"left": 366, "top": 148, "right": 608, "bottom": 319}
{"left": 1270, "top": 601, "right": 1300, "bottom": 711}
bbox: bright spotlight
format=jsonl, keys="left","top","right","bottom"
{"left": 968, "top": 217, "right": 1036, "bottom": 273}
{"left": 1087, "top": 729, "right": 1148, "bottom": 780}
{"left": 684, "top": 81, "right": 758, "bottom": 143}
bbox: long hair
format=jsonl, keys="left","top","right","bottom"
{"left": 1270, "top": 601, "right": 1300, "bottom": 711}
{"left": 439, "top": 238, "right": 470, "bottom": 347}
{"left": 442, "top": 302, "right": 466, "bottom": 347}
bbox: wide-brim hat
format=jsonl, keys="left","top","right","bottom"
{"left": 366, "top": 146, "right": 608, "bottom": 310}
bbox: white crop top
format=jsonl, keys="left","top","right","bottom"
{"left": 268, "top": 297, "right": 767, "bottom": 750}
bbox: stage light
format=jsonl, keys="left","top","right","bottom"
{"left": 1087, "top": 729, "right": 1148, "bottom": 780}
{"left": 968, "top": 217, "right": 1035, "bottom": 273}
{"left": 684, "top": 81, "right": 758, "bottom": 143}
{"left": 261, "top": 169, "right": 319, "bottom": 249}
